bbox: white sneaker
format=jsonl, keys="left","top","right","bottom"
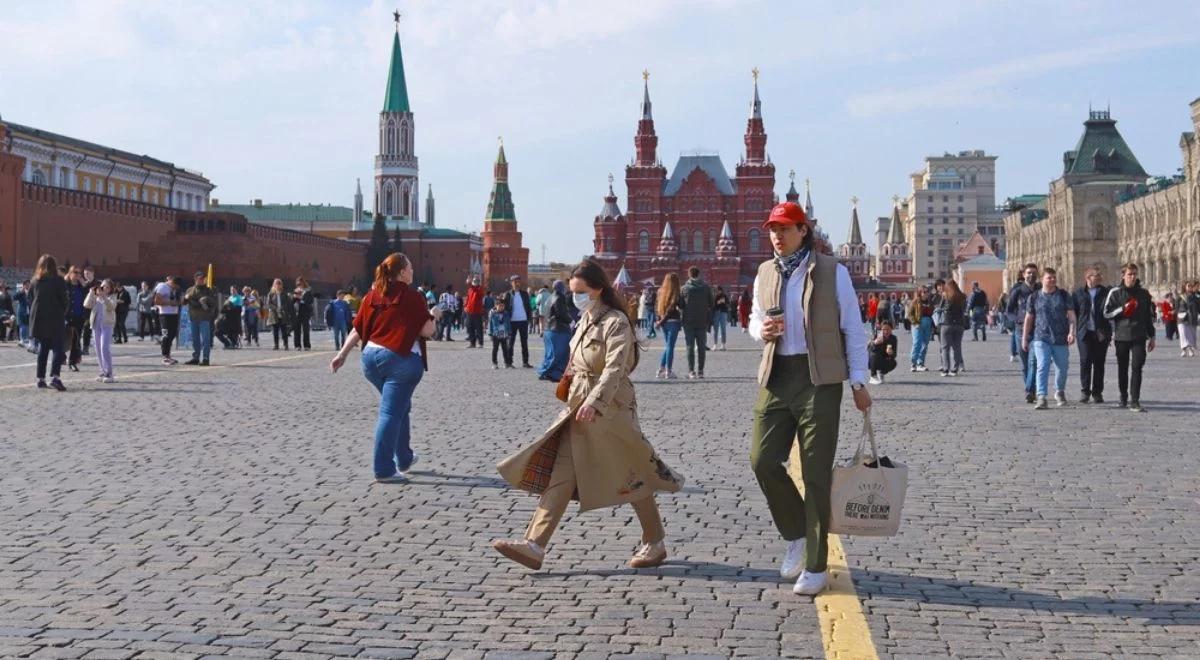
{"left": 103, "top": 376, "right": 115, "bottom": 384}
{"left": 793, "top": 570, "right": 829, "bottom": 596}
{"left": 779, "top": 539, "right": 805, "bottom": 579}
{"left": 868, "top": 376, "right": 882, "bottom": 386}
{"left": 878, "top": 374, "right": 885, "bottom": 384}
{"left": 916, "top": 365, "right": 928, "bottom": 372}
{"left": 1054, "top": 391, "right": 1066, "bottom": 407}
{"left": 1010, "top": 355, "right": 1017, "bottom": 363}
{"left": 400, "top": 453, "right": 419, "bottom": 474}
{"left": 687, "top": 371, "right": 698, "bottom": 380}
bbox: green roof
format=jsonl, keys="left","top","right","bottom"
{"left": 382, "top": 31, "right": 411, "bottom": 113}
{"left": 487, "top": 182, "right": 516, "bottom": 220}
{"left": 212, "top": 203, "right": 356, "bottom": 223}
{"left": 1063, "top": 112, "right": 1146, "bottom": 179}
{"left": 421, "top": 227, "right": 470, "bottom": 239}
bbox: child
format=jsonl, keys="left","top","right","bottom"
{"left": 488, "top": 299, "right": 513, "bottom": 369}
{"left": 217, "top": 298, "right": 242, "bottom": 348}
{"left": 325, "top": 290, "right": 352, "bottom": 349}
{"left": 83, "top": 279, "right": 118, "bottom": 382}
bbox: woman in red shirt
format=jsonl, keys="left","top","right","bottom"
{"left": 330, "top": 253, "right": 439, "bottom": 482}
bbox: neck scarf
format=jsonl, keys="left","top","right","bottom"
{"left": 774, "top": 246, "right": 810, "bottom": 282}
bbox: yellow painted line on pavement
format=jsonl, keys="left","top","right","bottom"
{"left": 0, "top": 350, "right": 331, "bottom": 392}
{"left": 789, "top": 445, "right": 879, "bottom": 660}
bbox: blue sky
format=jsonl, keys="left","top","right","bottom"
{"left": 2, "top": 0, "right": 1198, "bottom": 262}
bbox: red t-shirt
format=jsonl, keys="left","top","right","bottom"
{"left": 464, "top": 285, "right": 484, "bottom": 314}
{"left": 353, "top": 283, "right": 432, "bottom": 364}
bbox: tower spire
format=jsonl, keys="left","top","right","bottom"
{"left": 743, "top": 68, "right": 767, "bottom": 164}
{"left": 641, "top": 69, "right": 652, "bottom": 120}
{"left": 382, "top": 15, "right": 410, "bottom": 112}
{"left": 847, "top": 196, "right": 863, "bottom": 245}
{"left": 634, "top": 70, "right": 659, "bottom": 167}
{"left": 785, "top": 169, "right": 799, "bottom": 202}
{"left": 804, "top": 178, "right": 814, "bottom": 219}
{"left": 886, "top": 196, "right": 906, "bottom": 244}
{"left": 750, "top": 67, "right": 762, "bottom": 119}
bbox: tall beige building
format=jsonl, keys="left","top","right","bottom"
{"left": 1114, "top": 98, "right": 1200, "bottom": 295}
{"left": 903, "top": 151, "right": 1003, "bottom": 281}
{"left": 1004, "top": 110, "right": 1149, "bottom": 287}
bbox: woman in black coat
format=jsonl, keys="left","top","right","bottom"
{"left": 29, "top": 254, "right": 69, "bottom": 391}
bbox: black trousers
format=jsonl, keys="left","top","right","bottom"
{"left": 467, "top": 313, "right": 484, "bottom": 347}
{"left": 36, "top": 333, "right": 65, "bottom": 380}
{"left": 273, "top": 322, "right": 291, "bottom": 349}
{"left": 1077, "top": 331, "right": 1108, "bottom": 396}
{"left": 869, "top": 354, "right": 896, "bottom": 377}
{"left": 114, "top": 311, "right": 129, "bottom": 343}
{"left": 159, "top": 314, "right": 179, "bottom": 358}
{"left": 492, "top": 336, "right": 513, "bottom": 365}
{"left": 82, "top": 323, "right": 92, "bottom": 354}
{"left": 138, "top": 312, "right": 156, "bottom": 338}
{"left": 508, "top": 320, "right": 529, "bottom": 365}
{"left": 67, "top": 316, "right": 85, "bottom": 365}
{"left": 293, "top": 317, "right": 311, "bottom": 349}
{"left": 1114, "top": 340, "right": 1146, "bottom": 403}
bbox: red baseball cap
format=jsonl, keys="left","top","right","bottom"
{"left": 763, "top": 201, "right": 808, "bottom": 228}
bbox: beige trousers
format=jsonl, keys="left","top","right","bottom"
{"left": 525, "top": 430, "right": 665, "bottom": 548}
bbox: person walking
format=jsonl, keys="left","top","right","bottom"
{"left": 63, "top": 266, "right": 87, "bottom": 372}
{"left": 112, "top": 282, "right": 131, "bottom": 344}
{"left": 183, "top": 271, "right": 217, "bottom": 366}
{"left": 1072, "top": 267, "right": 1111, "bottom": 403}
{"left": 535, "top": 284, "right": 552, "bottom": 337}
{"left": 493, "top": 259, "right": 684, "bottom": 570}
{"left": 29, "top": 254, "right": 68, "bottom": 391}
{"left": 153, "top": 275, "right": 182, "bottom": 365}
{"left": 1022, "top": 268, "right": 1076, "bottom": 409}
{"left": 242, "top": 286, "right": 261, "bottom": 346}
{"left": 737, "top": 287, "right": 752, "bottom": 334}
{"left": 967, "top": 281, "right": 989, "bottom": 341}
{"left": 79, "top": 266, "right": 96, "bottom": 355}
{"left": 938, "top": 280, "right": 967, "bottom": 376}
{"left": 747, "top": 201, "right": 870, "bottom": 596}
{"left": 680, "top": 266, "right": 714, "bottom": 379}
{"left": 14, "top": 280, "right": 32, "bottom": 350}
{"left": 292, "top": 277, "right": 314, "bottom": 350}
{"left": 501, "top": 275, "right": 534, "bottom": 368}
{"left": 1159, "top": 293, "right": 1178, "bottom": 342}
{"left": 464, "top": 276, "right": 485, "bottom": 348}
{"left": 868, "top": 320, "right": 898, "bottom": 385}
{"left": 537, "top": 280, "right": 574, "bottom": 381}
{"left": 267, "top": 279, "right": 294, "bottom": 350}
{"left": 644, "top": 286, "right": 658, "bottom": 338}
{"left": 136, "top": 282, "right": 156, "bottom": 341}
{"left": 907, "top": 287, "right": 934, "bottom": 371}
{"left": 488, "top": 297, "right": 513, "bottom": 368}
{"left": 1103, "top": 263, "right": 1156, "bottom": 412}
{"left": 655, "top": 273, "right": 683, "bottom": 379}
{"left": 84, "top": 279, "right": 119, "bottom": 382}
{"left": 711, "top": 285, "right": 730, "bottom": 351}
{"left": 436, "top": 284, "right": 458, "bottom": 341}
{"left": 330, "top": 252, "right": 438, "bottom": 482}
{"left": 325, "top": 290, "right": 352, "bottom": 349}
{"left": 1178, "top": 280, "right": 1199, "bottom": 357}
{"left": 1007, "top": 264, "right": 1040, "bottom": 402}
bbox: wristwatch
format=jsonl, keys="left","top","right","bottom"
{"left": 850, "top": 382, "right": 866, "bottom": 391}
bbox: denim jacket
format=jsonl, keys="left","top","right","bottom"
{"left": 488, "top": 309, "right": 511, "bottom": 338}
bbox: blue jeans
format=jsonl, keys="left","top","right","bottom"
{"left": 1009, "top": 328, "right": 1020, "bottom": 357}
{"left": 1020, "top": 327, "right": 1036, "bottom": 394}
{"left": 190, "top": 319, "right": 212, "bottom": 361}
{"left": 645, "top": 310, "right": 658, "bottom": 337}
{"left": 361, "top": 347, "right": 424, "bottom": 478}
{"left": 910, "top": 317, "right": 932, "bottom": 366}
{"left": 1032, "top": 340, "right": 1068, "bottom": 397}
{"left": 659, "top": 320, "right": 681, "bottom": 370}
{"left": 538, "top": 327, "right": 570, "bottom": 380}
{"left": 18, "top": 321, "right": 30, "bottom": 344}
{"left": 332, "top": 322, "right": 347, "bottom": 349}
{"left": 711, "top": 311, "right": 728, "bottom": 346}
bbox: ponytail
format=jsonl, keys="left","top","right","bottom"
{"left": 373, "top": 252, "right": 411, "bottom": 295}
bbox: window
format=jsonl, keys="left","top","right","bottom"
{"left": 60, "top": 167, "right": 70, "bottom": 188}
{"left": 748, "top": 229, "right": 761, "bottom": 252}
{"left": 119, "top": 184, "right": 126, "bottom": 198}
{"left": 957, "top": 206, "right": 963, "bottom": 212}
{"left": 402, "top": 189, "right": 410, "bottom": 217}
{"left": 401, "top": 123, "right": 409, "bottom": 154}
{"left": 709, "top": 230, "right": 716, "bottom": 250}
{"left": 958, "top": 195, "right": 964, "bottom": 202}
{"left": 942, "top": 228, "right": 948, "bottom": 234}
{"left": 638, "top": 230, "right": 650, "bottom": 252}
{"left": 387, "top": 120, "right": 395, "bottom": 154}
{"left": 942, "top": 195, "right": 948, "bottom": 202}
{"left": 957, "top": 217, "right": 963, "bottom": 224}
{"left": 83, "top": 178, "right": 92, "bottom": 192}
{"left": 942, "top": 206, "right": 948, "bottom": 213}
{"left": 693, "top": 231, "right": 703, "bottom": 253}
{"left": 927, "top": 207, "right": 934, "bottom": 213}
{"left": 385, "top": 186, "right": 394, "bottom": 215}
{"left": 678, "top": 230, "right": 688, "bottom": 253}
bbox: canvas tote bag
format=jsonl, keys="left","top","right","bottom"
{"left": 830, "top": 409, "right": 908, "bottom": 536}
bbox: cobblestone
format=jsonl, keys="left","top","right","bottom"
{"left": 0, "top": 329, "right": 1197, "bottom": 657}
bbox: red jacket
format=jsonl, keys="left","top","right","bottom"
{"left": 465, "top": 285, "right": 484, "bottom": 314}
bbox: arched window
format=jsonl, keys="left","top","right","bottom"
{"left": 386, "top": 120, "right": 396, "bottom": 154}
{"left": 749, "top": 229, "right": 761, "bottom": 252}
{"left": 708, "top": 230, "right": 716, "bottom": 250}
{"left": 402, "top": 188, "right": 410, "bottom": 218}
{"left": 384, "top": 183, "right": 394, "bottom": 216}
{"left": 60, "top": 167, "right": 70, "bottom": 189}
{"left": 401, "top": 123, "right": 409, "bottom": 155}
{"left": 693, "top": 231, "right": 704, "bottom": 253}
{"left": 31, "top": 169, "right": 46, "bottom": 185}
{"left": 677, "top": 230, "right": 688, "bottom": 254}
{"left": 83, "top": 178, "right": 92, "bottom": 192}
{"left": 638, "top": 230, "right": 650, "bottom": 252}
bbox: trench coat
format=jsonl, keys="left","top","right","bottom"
{"left": 497, "top": 302, "right": 684, "bottom": 512}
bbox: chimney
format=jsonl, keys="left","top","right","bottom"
{"left": 210, "top": 198, "right": 219, "bottom": 206}
{"left": 253, "top": 199, "right": 262, "bottom": 207}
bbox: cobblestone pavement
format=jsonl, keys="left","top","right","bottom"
{"left": 0, "top": 327, "right": 1197, "bottom": 659}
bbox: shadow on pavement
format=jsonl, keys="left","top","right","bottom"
{"left": 856, "top": 571, "right": 1200, "bottom": 625}
{"left": 404, "top": 471, "right": 511, "bottom": 489}
{"left": 534, "top": 560, "right": 781, "bottom": 582}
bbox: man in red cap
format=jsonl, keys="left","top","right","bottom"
{"left": 747, "top": 201, "right": 871, "bottom": 596}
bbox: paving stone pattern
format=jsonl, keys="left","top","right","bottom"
{"left": 0, "top": 328, "right": 1197, "bottom": 659}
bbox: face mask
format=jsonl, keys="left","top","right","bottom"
{"left": 573, "top": 292, "right": 594, "bottom": 311}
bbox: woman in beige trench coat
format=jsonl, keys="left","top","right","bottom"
{"left": 494, "top": 259, "right": 685, "bottom": 570}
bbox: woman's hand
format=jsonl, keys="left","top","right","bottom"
{"left": 575, "top": 403, "right": 598, "bottom": 422}
{"left": 330, "top": 353, "right": 346, "bottom": 374}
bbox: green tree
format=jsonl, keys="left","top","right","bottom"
{"left": 365, "top": 216, "right": 391, "bottom": 282}
{"left": 391, "top": 225, "right": 404, "bottom": 255}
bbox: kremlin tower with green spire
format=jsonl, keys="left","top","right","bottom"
{"left": 480, "top": 140, "right": 529, "bottom": 290}
{"left": 374, "top": 12, "right": 419, "bottom": 222}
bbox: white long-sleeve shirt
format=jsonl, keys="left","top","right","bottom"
{"left": 748, "top": 257, "right": 869, "bottom": 386}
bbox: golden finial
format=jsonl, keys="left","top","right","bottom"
{"left": 752, "top": 67, "right": 760, "bottom": 81}
{"left": 642, "top": 69, "right": 650, "bottom": 82}
{"left": 850, "top": 196, "right": 859, "bottom": 208}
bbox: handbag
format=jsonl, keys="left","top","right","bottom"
{"left": 555, "top": 316, "right": 592, "bottom": 402}
{"left": 829, "top": 409, "right": 909, "bottom": 536}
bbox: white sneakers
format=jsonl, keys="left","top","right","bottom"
{"left": 792, "top": 570, "right": 829, "bottom": 596}
{"left": 868, "top": 375, "right": 883, "bottom": 386}
{"left": 779, "top": 539, "right": 805, "bottom": 579}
